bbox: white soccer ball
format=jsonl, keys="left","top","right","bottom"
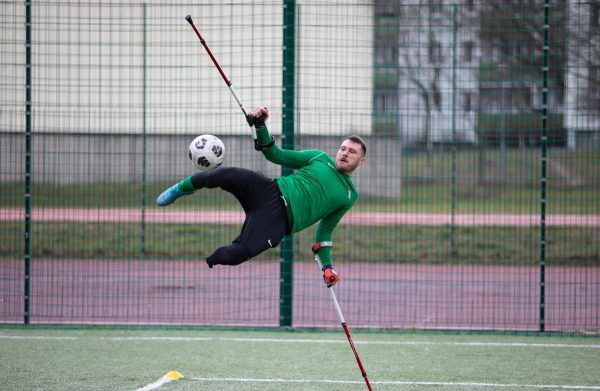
{"left": 188, "top": 134, "right": 225, "bottom": 171}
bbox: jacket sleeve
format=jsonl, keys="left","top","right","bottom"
{"left": 256, "top": 126, "right": 321, "bottom": 168}
{"left": 314, "top": 204, "right": 353, "bottom": 268}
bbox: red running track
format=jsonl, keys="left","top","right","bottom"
{"left": 1, "top": 208, "right": 599, "bottom": 226}
{"left": 1, "top": 259, "right": 598, "bottom": 332}
{"left": 1, "top": 208, "right": 597, "bottom": 332}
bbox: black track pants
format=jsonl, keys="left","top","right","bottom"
{"left": 190, "top": 167, "right": 289, "bottom": 266}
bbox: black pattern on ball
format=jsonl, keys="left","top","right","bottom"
{"left": 197, "top": 156, "right": 211, "bottom": 167}
{"left": 195, "top": 137, "right": 208, "bottom": 150}
{"left": 212, "top": 144, "right": 223, "bottom": 157}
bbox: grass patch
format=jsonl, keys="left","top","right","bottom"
{"left": 2, "top": 148, "right": 598, "bottom": 213}
{"left": 0, "top": 327, "right": 599, "bottom": 391}
{"left": 1, "top": 222, "right": 597, "bottom": 265}
{"left": 2, "top": 180, "right": 598, "bottom": 214}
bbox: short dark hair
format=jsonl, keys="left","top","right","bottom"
{"left": 346, "top": 135, "right": 366, "bottom": 156}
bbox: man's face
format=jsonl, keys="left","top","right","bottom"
{"left": 334, "top": 139, "right": 366, "bottom": 174}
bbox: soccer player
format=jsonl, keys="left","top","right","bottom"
{"left": 156, "top": 107, "right": 366, "bottom": 287}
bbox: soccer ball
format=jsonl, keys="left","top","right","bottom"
{"left": 188, "top": 134, "right": 225, "bottom": 171}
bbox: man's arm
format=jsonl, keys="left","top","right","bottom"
{"left": 248, "top": 107, "right": 321, "bottom": 168}
{"left": 257, "top": 127, "right": 323, "bottom": 168}
{"left": 314, "top": 204, "right": 353, "bottom": 268}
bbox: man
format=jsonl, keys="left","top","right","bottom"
{"left": 156, "top": 107, "right": 366, "bottom": 287}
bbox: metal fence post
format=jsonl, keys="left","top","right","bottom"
{"left": 539, "top": 0, "right": 550, "bottom": 332}
{"left": 280, "top": 0, "right": 296, "bottom": 328}
{"left": 24, "top": 0, "right": 33, "bottom": 325}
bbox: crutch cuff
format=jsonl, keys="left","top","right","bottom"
{"left": 254, "top": 136, "right": 275, "bottom": 151}
{"left": 312, "top": 241, "right": 333, "bottom": 254}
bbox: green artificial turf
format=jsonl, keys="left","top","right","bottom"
{"left": 1, "top": 326, "right": 599, "bottom": 391}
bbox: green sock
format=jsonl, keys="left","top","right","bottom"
{"left": 177, "top": 176, "right": 195, "bottom": 192}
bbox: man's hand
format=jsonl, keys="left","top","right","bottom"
{"left": 246, "top": 106, "right": 269, "bottom": 128}
{"left": 323, "top": 266, "right": 340, "bottom": 288}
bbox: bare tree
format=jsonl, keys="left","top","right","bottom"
{"left": 567, "top": 1, "right": 600, "bottom": 111}
{"left": 397, "top": 1, "right": 480, "bottom": 170}
{"left": 479, "top": 1, "right": 567, "bottom": 88}
{"left": 479, "top": 0, "right": 599, "bottom": 115}
{"left": 398, "top": 0, "right": 446, "bottom": 174}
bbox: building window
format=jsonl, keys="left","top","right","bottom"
{"left": 591, "top": 2, "right": 600, "bottom": 27}
{"left": 591, "top": 66, "right": 600, "bottom": 100}
{"left": 463, "top": 92, "right": 472, "bottom": 112}
{"left": 465, "top": 0, "right": 474, "bottom": 12}
{"left": 513, "top": 88, "right": 531, "bottom": 110}
{"left": 375, "top": 45, "right": 398, "bottom": 65}
{"left": 429, "top": 40, "right": 443, "bottom": 64}
{"left": 463, "top": 41, "right": 474, "bottom": 63}
{"left": 375, "top": 0, "right": 400, "bottom": 17}
{"left": 480, "top": 87, "right": 531, "bottom": 113}
{"left": 374, "top": 92, "right": 398, "bottom": 112}
{"left": 429, "top": 0, "right": 443, "bottom": 13}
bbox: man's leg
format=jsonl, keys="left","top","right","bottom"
{"left": 159, "top": 167, "right": 288, "bottom": 267}
{"left": 156, "top": 167, "right": 270, "bottom": 207}
{"left": 206, "top": 181, "right": 289, "bottom": 267}
{"left": 190, "top": 167, "right": 273, "bottom": 212}
{"left": 205, "top": 216, "right": 286, "bottom": 267}
{"left": 206, "top": 243, "right": 251, "bottom": 267}
{"left": 156, "top": 181, "right": 195, "bottom": 206}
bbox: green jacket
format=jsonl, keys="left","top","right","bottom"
{"left": 256, "top": 127, "right": 358, "bottom": 267}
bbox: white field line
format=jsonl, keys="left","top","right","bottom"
{"left": 0, "top": 335, "right": 79, "bottom": 340}
{"left": 1, "top": 335, "right": 599, "bottom": 349}
{"left": 135, "top": 371, "right": 182, "bottom": 391}
{"left": 111, "top": 337, "right": 600, "bottom": 350}
{"left": 2, "top": 335, "right": 598, "bottom": 390}
{"left": 188, "top": 376, "right": 600, "bottom": 389}
{"left": 134, "top": 376, "right": 173, "bottom": 391}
